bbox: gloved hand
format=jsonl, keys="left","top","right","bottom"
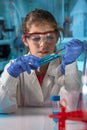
{"left": 7, "top": 54, "right": 40, "bottom": 78}
{"left": 61, "top": 39, "right": 83, "bottom": 74}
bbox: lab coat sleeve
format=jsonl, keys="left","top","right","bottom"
{"left": 59, "top": 62, "right": 82, "bottom": 111}
{"left": 0, "top": 63, "right": 19, "bottom": 113}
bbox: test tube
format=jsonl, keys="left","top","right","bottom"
{"left": 51, "top": 95, "right": 60, "bottom": 123}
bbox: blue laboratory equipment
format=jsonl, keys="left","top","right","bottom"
{"left": 51, "top": 95, "right": 60, "bottom": 123}
{"left": 40, "top": 48, "right": 64, "bottom": 66}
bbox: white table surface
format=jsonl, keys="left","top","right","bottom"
{"left": 0, "top": 107, "right": 87, "bottom": 130}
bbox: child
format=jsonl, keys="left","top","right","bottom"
{"left": 0, "top": 9, "right": 83, "bottom": 113}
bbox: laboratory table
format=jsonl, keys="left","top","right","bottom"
{"left": 0, "top": 107, "right": 87, "bottom": 130}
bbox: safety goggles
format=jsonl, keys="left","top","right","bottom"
{"left": 24, "top": 30, "right": 58, "bottom": 44}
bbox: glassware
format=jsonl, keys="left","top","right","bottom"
{"left": 40, "top": 48, "right": 64, "bottom": 66}
{"left": 51, "top": 95, "right": 60, "bottom": 123}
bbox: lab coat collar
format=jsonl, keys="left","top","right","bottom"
{"left": 47, "top": 60, "right": 60, "bottom": 76}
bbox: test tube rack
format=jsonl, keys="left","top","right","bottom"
{"left": 49, "top": 107, "right": 87, "bottom": 130}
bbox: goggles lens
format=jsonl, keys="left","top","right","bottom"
{"left": 25, "top": 30, "right": 57, "bottom": 43}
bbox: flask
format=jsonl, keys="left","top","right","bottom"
{"left": 51, "top": 95, "right": 60, "bottom": 123}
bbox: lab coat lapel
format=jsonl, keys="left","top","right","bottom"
{"left": 41, "top": 60, "right": 59, "bottom": 98}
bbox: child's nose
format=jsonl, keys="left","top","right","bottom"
{"left": 39, "top": 37, "right": 47, "bottom": 46}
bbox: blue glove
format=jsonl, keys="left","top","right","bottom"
{"left": 61, "top": 39, "right": 83, "bottom": 74}
{"left": 7, "top": 54, "right": 40, "bottom": 78}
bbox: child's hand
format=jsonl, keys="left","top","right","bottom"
{"left": 7, "top": 55, "right": 40, "bottom": 78}
{"left": 61, "top": 39, "right": 83, "bottom": 74}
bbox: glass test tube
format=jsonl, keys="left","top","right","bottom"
{"left": 51, "top": 95, "right": 60, "bottom": 123}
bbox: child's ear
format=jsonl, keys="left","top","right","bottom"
{"left": 22, "top": 35, "right": 29, "bottom": 47}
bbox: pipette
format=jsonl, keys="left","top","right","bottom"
{"left": 40, "top": 48, "right": 65, "bottom": 66}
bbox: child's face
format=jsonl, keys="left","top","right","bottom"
{"left": 23, "top": 23, "right": 58, "bottom": 58}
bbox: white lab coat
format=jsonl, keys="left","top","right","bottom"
{"left": 0, "top": 58, "right": 82, "bottom": 113}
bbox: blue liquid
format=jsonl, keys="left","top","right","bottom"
{"left": 53, "top": 111, "right": 59, "bottom": 123}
